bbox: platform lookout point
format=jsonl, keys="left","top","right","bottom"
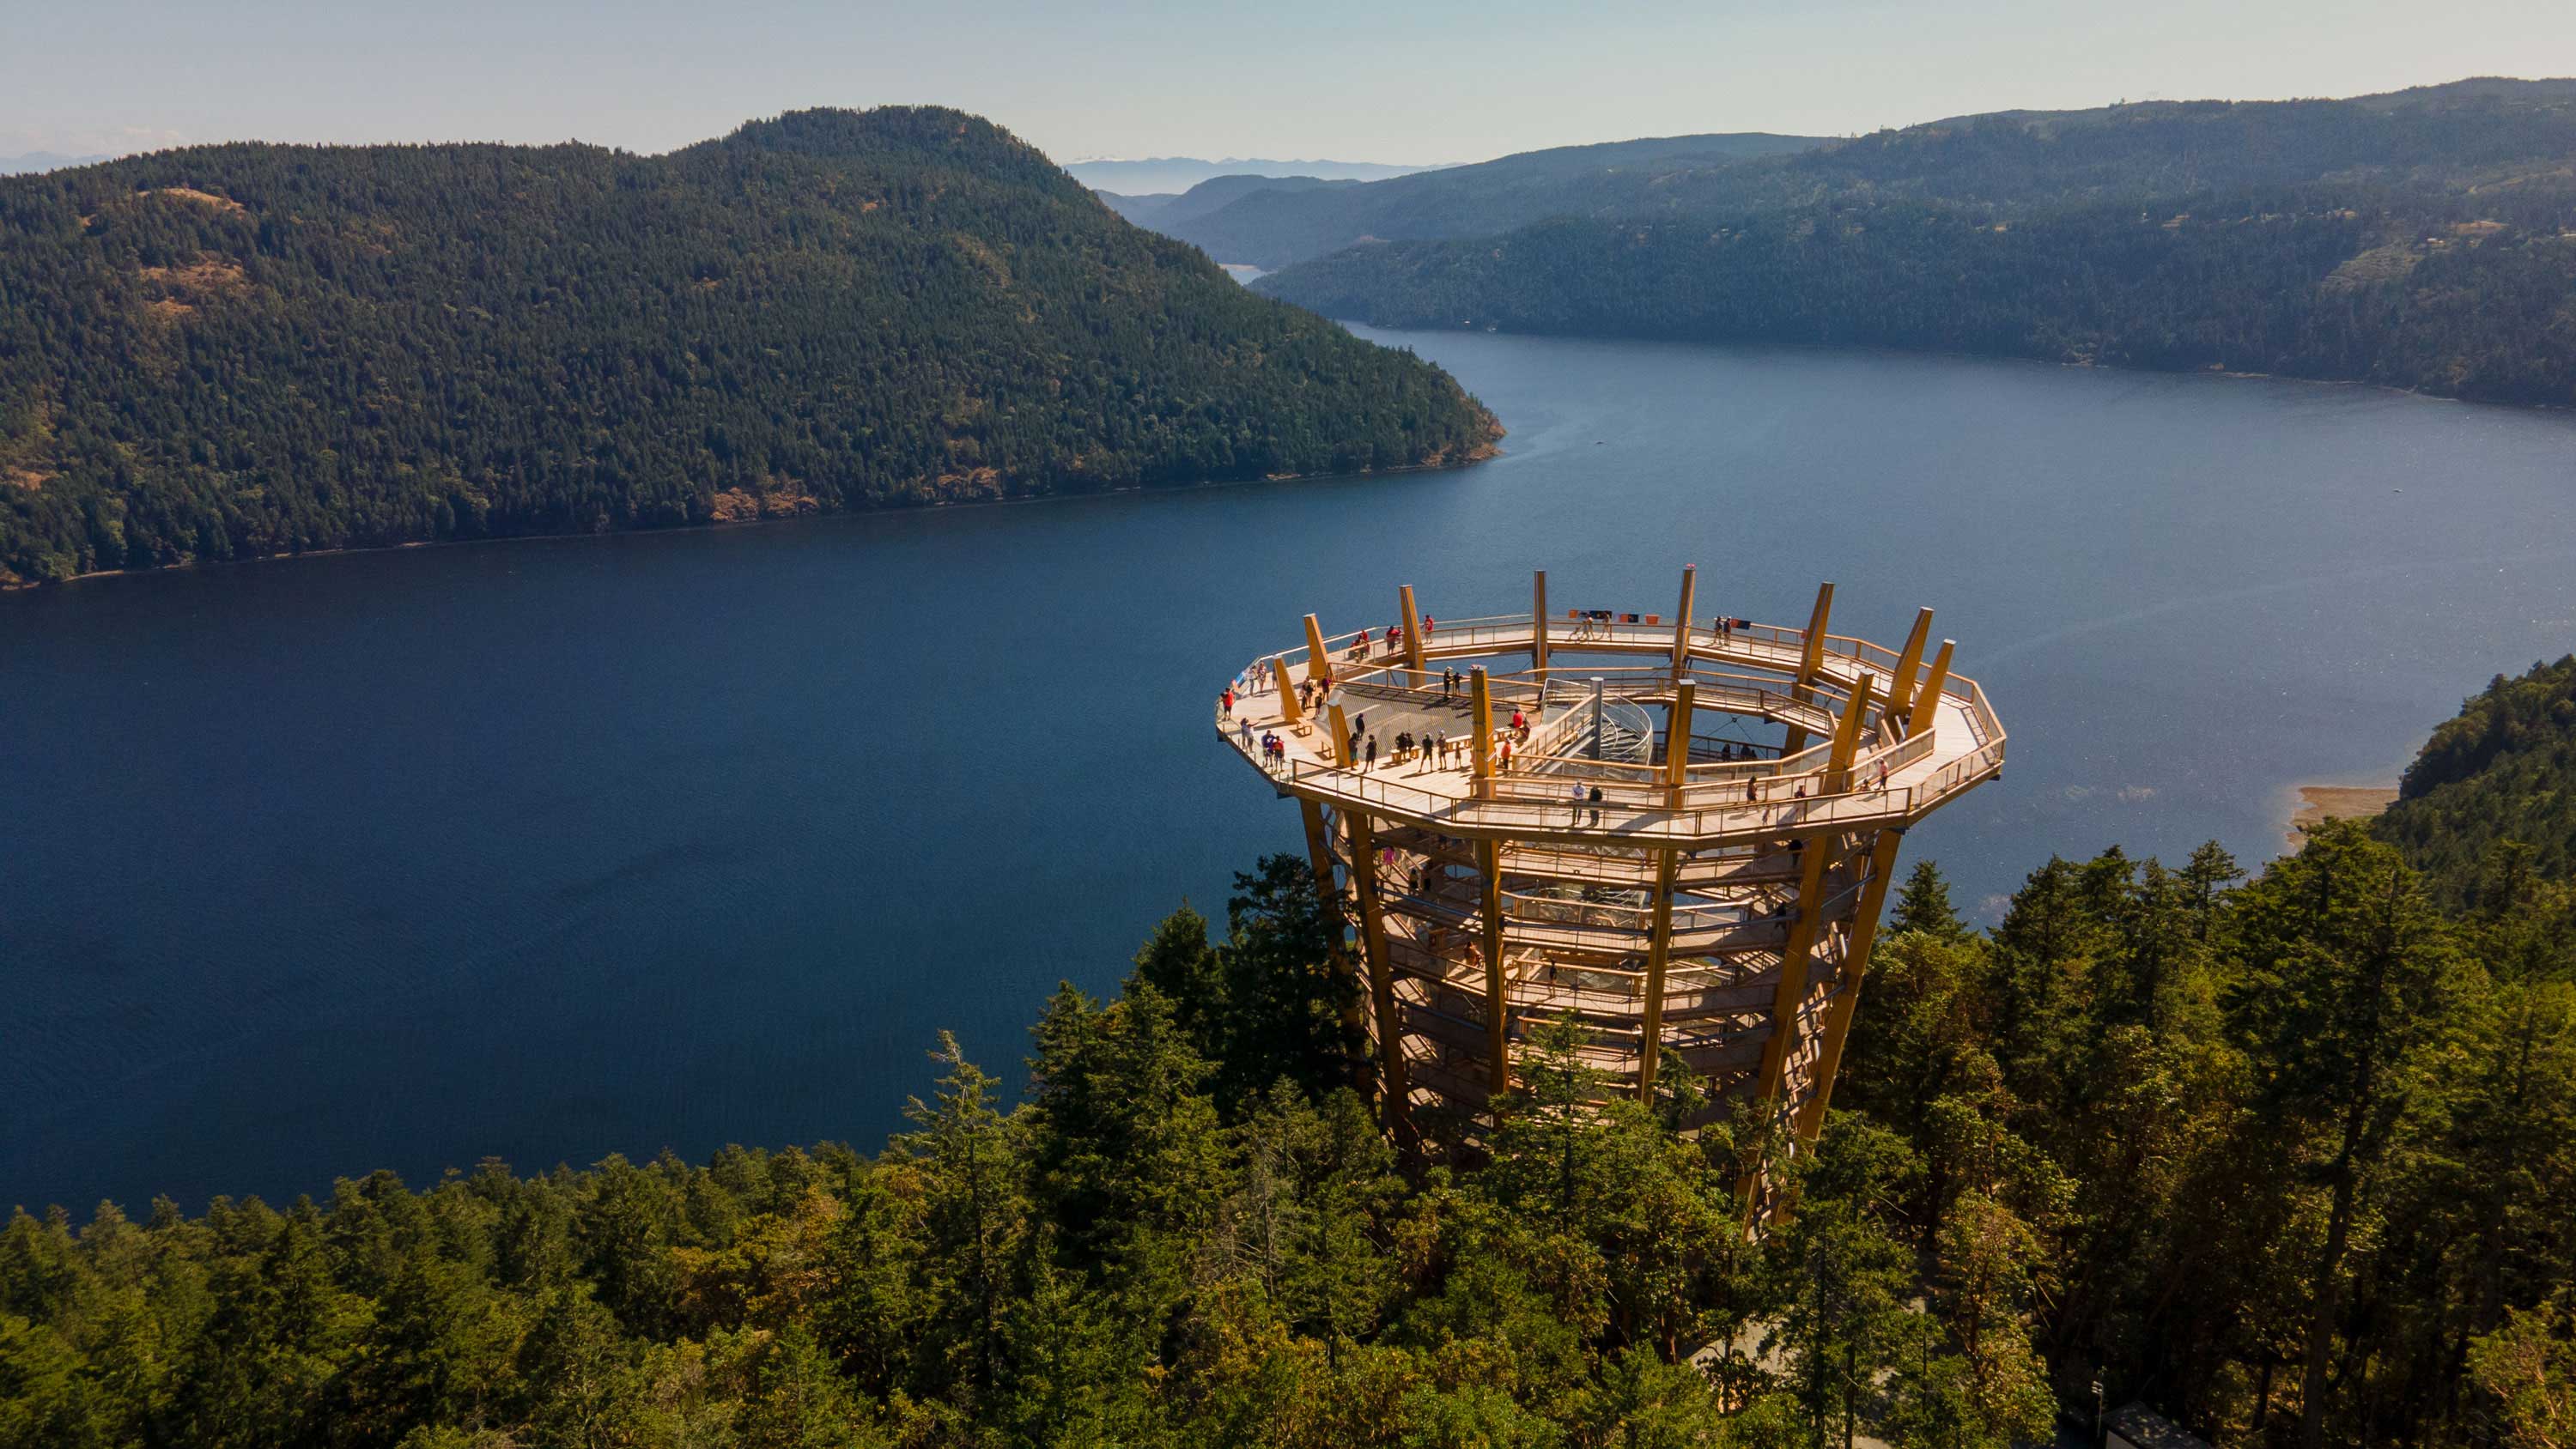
{"left": 1214, "top": 568, "right": 2007, "bottom": 1149}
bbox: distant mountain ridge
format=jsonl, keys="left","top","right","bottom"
{"left": 1254, "top": 77, "right": 2576, "bottom": 409}
{"left": 0, "top": 151, "right": 111, "bottom": 176}
{"left": 0, "top": 106, "right": 1498, "bottom": 586}
{"left": 1061, "top": 155, "right": 1436, "bottom": 194}
{"left": 1126, "top": 131, "right": 1829, "bottom": 269}
{"left": 1097, "top": 173, "right": 1365, "bottom": 230}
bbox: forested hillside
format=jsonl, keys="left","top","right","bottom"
{"left": 1255, "top": 80, "right": 2576, "bottom": 407}
{"left": 2378, "top": 655, "right": 2576, "bottom": 906}
{"left": 0, "top": 108, "right": 1499, "bottom": 588}
{"left": 6, "top": 700, "right": 2574, "bottom": 1446}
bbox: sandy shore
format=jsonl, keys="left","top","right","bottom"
{"left": 2286, "top": 784, "right": 2401, "bottom": 851}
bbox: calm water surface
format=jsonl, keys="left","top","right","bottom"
{"left": 7, "top": 329, "right": 2574, "bottom": 1210}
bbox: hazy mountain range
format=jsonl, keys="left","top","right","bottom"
{"left": 1060, "top": 155, "right": 1437, "bottom": 194}
{"left": 0, "top": 151, "right": 111, "bottom": 175}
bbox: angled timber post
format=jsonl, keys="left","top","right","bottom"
{"left": 1327, "top": 702, "right": 1354, "bottom": 769}
{"left": 1885, "top": 608, "right": 1934, "bottom": 728}
{"left": 1825, "top": 672, "right": 1877, "bottom": 797}
{"left": 1792, "top": 828, "right": 1905, "bottom": 1141}
{"left": 1532, "top": 569, "right": 1551, "bottom": 685}
{"left": 1670, "top": 564, "right": 1698, "bottom": 681}
{"left": 1905, "top": 640, "right": 1955, "bottom": 741}
{"left": 1345, "top": 809, "right": 1409, "bottom": 1125}
{"left": 1273, "top": 656, "right": 1304, "bottom": 725}
{"left": 1468, "top": 667, "right": 1495, "bottom": 797}
{"left": 1477, "top": 836, "right": 1509, "bottom": 1099}
{"left": 1303, "top": 613, "right": 1335, "bottom": 691}
{"left": 1780, "top": 582, "right": 1836, "bottom": 755}
{"left": 1399, "top": 585, "right": 1425, "bottom": 677}
{"left": 1754, "top": 671, "right": 1874, "bottom": 1107}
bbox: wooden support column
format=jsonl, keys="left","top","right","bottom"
{"left": 1468, "top": 667, "right": 1495, "bottom": 796}
{"left": 1297, "top": 798, "right": 1338, "bottom": 906}
{"left": 1905, "top": 640, "right": 1955, "bottom": 741}
{"left": 1303, "top": 614, "right": 1335, "bottom": 689}
{"left": 1885, "top": 608, "right": 1934, "bottom": 727}
{"left": 1670, "top": 564, "right": 1698, "bottom": 681}
{"left": 1327, "top": 702, "right": 1354, "bottom": 769}
{"left": 1532, "top": 569, "right": 1551, "bottom": 683}
{"left": 1345, "top": 809, "right": 1409, "bottom": 1123}
{"left": 1753, "top": 837, "right": 1836, "bottom": 1105}
{"left": 1665, "top": 679, "right": 1697, "bottom": 802}
{"left": 1477, "top": 837, "right": 1510, "bottom": 1097}
{"left": 1791, "top": 829, "right": 1906, "bottom": 1141}
{"left": 1755, "top": 673, "right": 1874, "bottom": 1105}
{"left": 1780, "top": 582, "right": 1836, "bottom": 755}
{"left": 1399, "top": 585, "right": 1425, "bottom": 676}
{"left": 1303, "top": 797, "right": 1369, "bottom": 1088}
{"left": 1638, "top": 847, "right": 1680, "bottom": 1094}
{"left": 1638, "top": 678, "right": 1695, "bottom": 1096}
{"left": 1273, "top": 655, "right": 1304, "bottom": 724}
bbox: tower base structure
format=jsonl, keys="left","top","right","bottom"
{"left": 1214, "top": 569, "right": 2006, "bottom": 1158}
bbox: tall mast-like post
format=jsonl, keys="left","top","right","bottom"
{"left": 1886, "top": 608, "right": 1935, "bottom": 725}
{"left": 1781, "top": 582, "right": 1835, "bottom": 755}
{"left": 1469, "top": 667, "right": 1495, "bottom": 797}
{"left": 1671, "top": 565, "right": 1698, "bottom": 682}
{"left": 1532, "top": 569, "right": 1551, "bottom": 684}
{"left": 1399, "top": 585, "right": 1425, "bottom": 676}
{"left": 1906, "top": 640, "right": 1955, "bottom": 740}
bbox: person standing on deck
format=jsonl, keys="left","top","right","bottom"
{"left": 1570, "top": 782, "right": 1585, "bottom": 824}
{"left": 1589, "top": 785, "right": 1604, "bottom": 826}
{"left": 1365, "top": 735, "right": 1379, "bottom": 770}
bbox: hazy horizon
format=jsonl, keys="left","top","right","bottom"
{"left": 9, "top": 0, "right": 2576, "bottom": 171}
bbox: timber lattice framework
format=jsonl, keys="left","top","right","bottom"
{"left": 1215, "top": 567, "right": 2007, "bottom": 1153}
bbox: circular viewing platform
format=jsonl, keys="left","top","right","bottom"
{"left": 1213, "top": 568, "right": 2006, "bottom": 1154}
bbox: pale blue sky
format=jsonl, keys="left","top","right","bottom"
{"left": 8, "top": 0, "right": 2575, "bottom": 166}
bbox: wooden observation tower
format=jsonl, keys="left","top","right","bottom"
{"left": 1216, "top": 568, "right": 2007, "bottom": 1153}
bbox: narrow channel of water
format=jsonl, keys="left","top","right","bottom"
{"left": 5, "top": 328, "right": 2572, "bottom": 1210}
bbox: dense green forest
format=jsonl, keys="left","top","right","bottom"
{"left": 0, "top": 107, "right": 1499, "bottom": 588}
{"left": 7, "top": 679, "right": 2576, "bottom": 1448}
{"left": 1253, "top": 80, "right": 2576, "bottom": 407}
{"left": 2377, "top": 656, "right": 2576, "bottom": 906}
